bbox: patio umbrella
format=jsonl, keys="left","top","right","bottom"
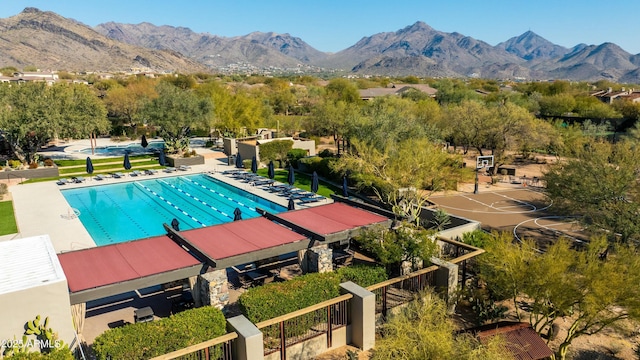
{"left": 233, "top": 207, "right": 242, "bottom": 221}
{"left": 251, "top": 156, "right": 258, "bottom": 174}
{"left": 287, "top": 198, "right": 295, "bottom": 211}
{"left": 158, "top": 151, "right": 166, "bottom": 166}
{"left": 171, "top": 218, "right": 180, "bottom": 231}
{"left": 287, "top": 165, "right": 295, "bottom": 185}
{"left": 85, "top": 157, "right": 94, "bottom": 175}
{"left": 235, "top": 152, "right": 243, "bottom": 168}
{"left": 267, "top": 160, "right": 275, "bottom": 179}
{"left": 342, "top": 175, "right": 349, "bottom": 197}
{"left": 123, "top": 153, "right": 132, "bottom": 170}
{"left": 141, "top": 134, "right": 148, "bottom": 149}
{"left": 311, "top": 171, "right": 319, "bottom": 193}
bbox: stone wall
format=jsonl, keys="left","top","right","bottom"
{"left": 306, "top": 245, "right": 333, "bottom": 273}
{"left": 199, "top": 269, "right": 229, "bottom": 310}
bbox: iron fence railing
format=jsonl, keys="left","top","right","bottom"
{"left": 149, "top": 332, "right": 237, "bottom": 360}
{"left": 256, "top": 294, "right": 352, "bottom": 359}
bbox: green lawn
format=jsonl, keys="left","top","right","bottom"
{"left": 256, "top": 168, "right": 339, "bottom": 198}
{"left": 0, "top": 201, "right": 18, "bottom": 235}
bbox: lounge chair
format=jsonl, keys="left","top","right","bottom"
{"left": 73, "top": 176, "right": 86, "bottom": 183}
{"left": 130, "top": 170, "right": 142, "bottom": 177}
{"left": 177, "top": 165, "right": 191, "bottom": 171}
{"left": 253, "top": 179, "right": 275, "bottom": 186}
{"left": 112, "top": 172, "right": 125, "bottom": 179}
{"left": 56, "top": 179, "right": 69, "bottom": 185}
{"left": 163, "top": 167, "right": 177, "bottom": 173}
{"left": 94, "top": 174, "right": 106, "bottom": 181}
{"left": 299, "top": 196, "right": 322, "bottom": 204}
{"left": 144, "top": 169, "right": 158, "bottom": 175}
{"left": 222, "top": 169, "right": 243, "bottom": 175}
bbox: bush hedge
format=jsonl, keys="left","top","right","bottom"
{"left": 286, "top": 149, "right": 308, "bottom": 168}
{"left": 298, "top": 156, "right": 338, "bottom": 179}
{"left": 92, "top": 306, "right": 226, "bottom": 360}
{"left": 4, "top": 348, "right": 73, "bottom": 360}
{"left": 239, "top": 265, "right": 388, "bottom": 324}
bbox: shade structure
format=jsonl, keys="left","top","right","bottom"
{"left": 342, "top": 175, "right": 349, "bottom": 197}
{"left": 233, "top": 207, "right": 242, "bottom": 221}
{"left": 251, "top": 156, "right": 258, "bottom": 173}
{"left": 158, "top": 151, "right": 166, "bottom": 166}
{"left": 311, "top": 171, "right": 319, "bottom": 193}
{"left": 288, "top": 198, "right": 295, "bottom": 211}
{"left": 235, "top": 152, "right": 243, "bottom": 168}
{"left": 268, "top": 160, "right": 275, "bottom": 179}
{"left": 288, "top": 165, "right": 295, "bottom": 185}
{"left": 123, "top": 153, "right": 132, "bottom": 170}
{"left": 141, "top": 134, "right": 148, "bottom": 148}
{"left": 85, "top": 157, "right": 94, "bottom": 175}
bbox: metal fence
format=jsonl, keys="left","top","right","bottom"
{"left": 256, "top": 294, "right": 353, "bottom": 359}
{"left": 367, "top": 265, "right": 438, "bottom": 317}
{"left": 149, "top": 332, "right": 238, "bottom": 360}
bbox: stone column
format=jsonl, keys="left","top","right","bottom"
{"left": 188, "top": 275, "right": 201, "bottom": 307}
{"left": 227, "top": 315, "right": 264, "bottom": 360}
{"left": 307, "top": 245, "right": 333, "bottom": 273}
{"left": 198, "top": 269, "right": 229, "bottom": 310}
{"left": 430, "top": 257, "right": 459, "bottom": 314}
{"left": 339, "top": 282, "right": 375, "bottom": 351}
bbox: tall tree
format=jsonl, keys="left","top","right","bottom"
{"left": 143, "top": 82, "right": 212, "bottom": 154}
{"left": 544, "top": 140, "right": 640, "bottom": 243}
{"left": 0, "top": 82, "right": 108, "bottom": 164}
{"left": 478, "top": 234, "right": 640, "bottom": 360}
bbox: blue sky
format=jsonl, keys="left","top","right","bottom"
{"left": 2, "top": 1, "right": 639, "bottom": 54}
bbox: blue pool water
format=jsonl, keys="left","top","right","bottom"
{"left": 76, "top": 141, "right": 165, "bottom": 156}
{"left": 61, "top": 174, "right": 285, "bottom": 246}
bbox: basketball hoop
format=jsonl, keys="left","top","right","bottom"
{"left": 474, "top": 155, "right": 494, "bottom": 194}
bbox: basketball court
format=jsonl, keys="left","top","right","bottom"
{"left": 429, "top": 188, "right": 589, "bottom": 249}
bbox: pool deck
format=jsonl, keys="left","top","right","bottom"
{"left": 2, "top": 149, "right": 332, "bottom": 253}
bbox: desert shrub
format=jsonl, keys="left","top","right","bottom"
{"left": 28, "top": 162, "right": 38, "bottom": 169}
{"left": 0, "top": 183, "right": 7, "bottom": 199}
{"left": 9, "top": 160, "right": 22, "bottom": 169}
{"left": 460, "top": 229, "right": 492, "bottom": 249}
{"left": 92, "top": 306, "right": 226, "bottom": 360}
{"left": 287, "top": 149, "right": 308, "bottom": 168}
{"left": 4, "top": 348, "right": 73, "bottom": 360}
{"left": 298, "top": 156, "right": 338, "bottom": 179}
{"left": 259, "top": 140, "right": 293, "bottom": 164}
{"left": 43, "top": 158, "right": 54, "bottom": 167}
{"left": 318, "top": 149, "right": 334, "bottom": 158}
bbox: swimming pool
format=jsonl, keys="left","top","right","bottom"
{"left": 61, "top": 174, "right": 285, "bottom": 246}
{"left": 75, "top": 141, "right": 165, "bottom": 156}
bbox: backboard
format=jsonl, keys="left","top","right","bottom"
{"left": 476, "top": 155, "right": 494, "bottom": 169}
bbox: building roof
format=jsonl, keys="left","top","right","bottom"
{"left": 57, "top": 235, "right": 202, "bottom": 294}
{"left": 475, "top": 322, "right": 554, "bottom": 360}
{"left": 0, "top": 235, "right": 66, "bottom": 295}
{"left": 276, "top": 202, "right": 389, "bottom": 235}
{"left": 179, "top": 217, "right": 307, "bottom": 261}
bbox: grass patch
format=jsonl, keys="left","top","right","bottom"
{"left": 255, "top": 168, "right": 338, "bottom": 197}
{"left": 0, "top": 201, "right": 18, "bottom": 235}
{"left": 22, "top": 166, "right": 165, "bottom": 184}
{"left": 53, "top": 154, "right": 155, "bottom": 167}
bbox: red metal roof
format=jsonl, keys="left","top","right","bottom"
{"left": 180, "top": 217, "right": 307, "bottom": 260}
{"left": 477, "top": 322, "right": 554, "bottom": 360}
{"left": 57, "top": 236, "right": 201, "bottom": 293}
{"left": 276, "top": 203, "right": 389, "bottom": 235}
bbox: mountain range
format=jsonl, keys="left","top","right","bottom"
{"left": 2, "top": 8, "right": 640, "bottom": 82}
